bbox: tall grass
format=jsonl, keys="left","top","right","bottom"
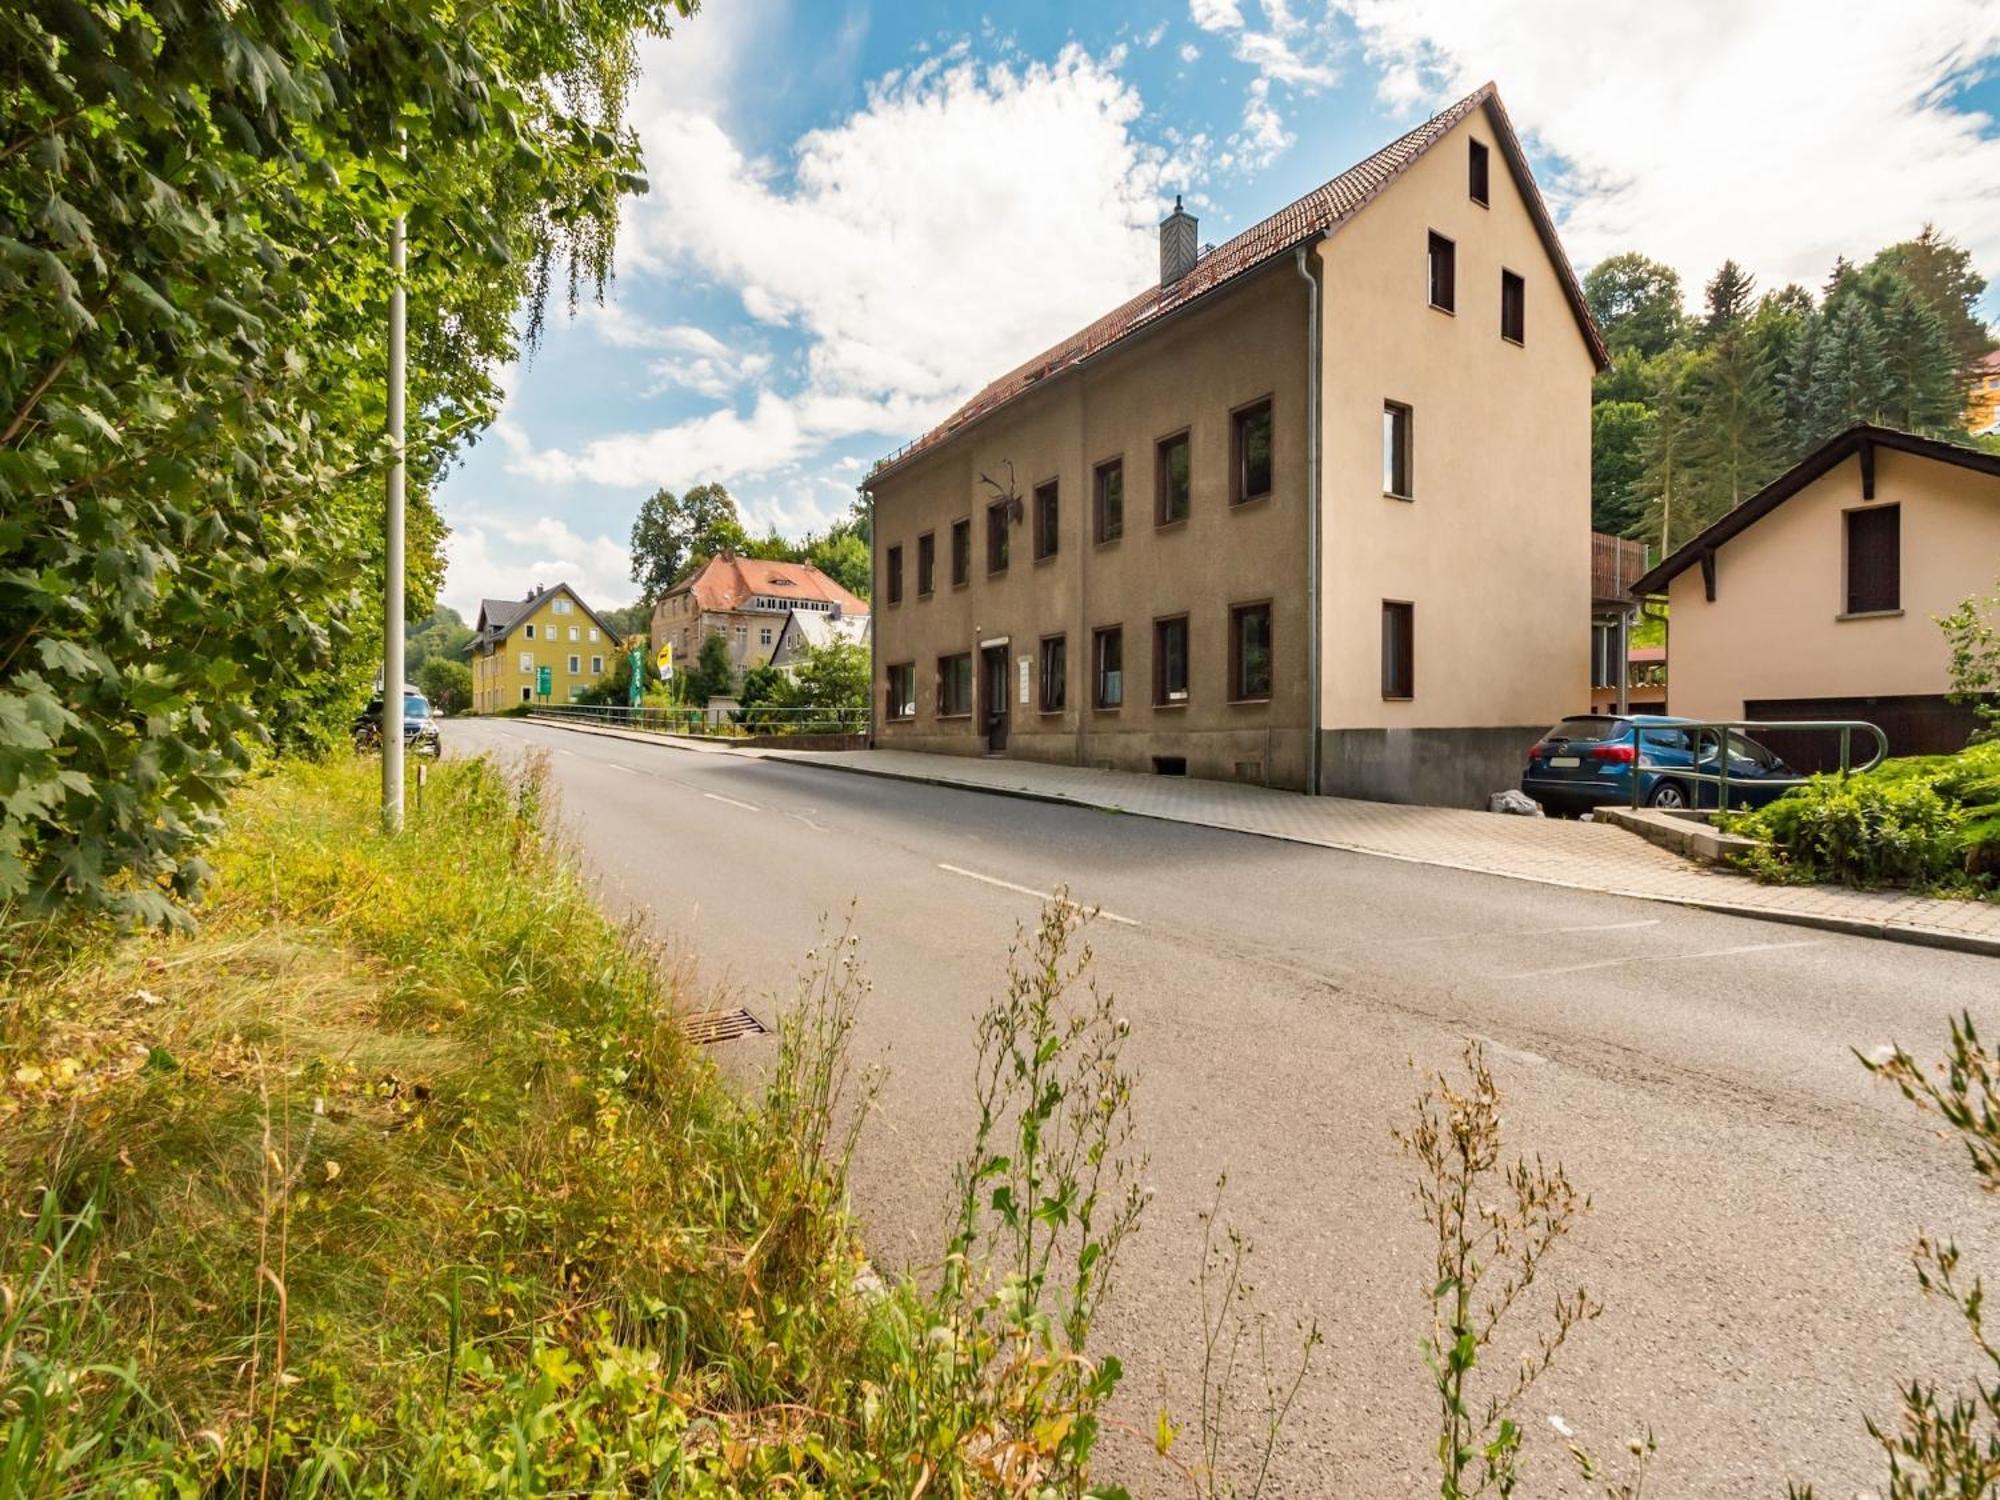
{"left": 0, "top": 753, "right": 1132, "bottom": 1495}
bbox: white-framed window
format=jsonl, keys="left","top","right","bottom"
{"left": 588, "top": 628, "right": 598, "bottom": 642}
{"left": 591, "top": 655, "right": 603, "bottom": 674}
{"left": 554, "top": 598, "right": 572, "bottom": 614}
{"left": 569, "top": 625, "right": 579, "bottom": 641}
{"left": 735, "top": 626, "right": 747, "bottom": 643}
{"left": 567, "top": 654, "right": 580, "bottom": 674}
{"left": 524, "top": 623, "right": 535, "bottom": 639}
{"left": 520, "top": 686, "right": 532, "bottom": 702}
{"left": 519, "top": 651, "right": 533, "bottom": 673}
{"left": 760, "top": 627, "right": 772, "bottom": 645}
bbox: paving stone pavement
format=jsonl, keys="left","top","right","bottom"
{"left": 521, "top": 719, "right": 2000, "bottom": 955}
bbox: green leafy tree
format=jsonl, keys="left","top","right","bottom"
{"left": 405, "top": 605, "right": 474, "bottom": 678}
{"left": 415, "top": 656, "right": 473, "bottom": 717}
{"left": 629, "top": 482, "right": 749, "bottom": 604}
{"left": 599, "top": 601, "right": 652, "bottom": 645}
{"left": 1, "top": 0, "right": 687, "bottom": 926}
{"left": 686, "top": 631, "right": 737, "bottom": 705}
{"left": 1590, "top": 400, "right": 1654, "bottom": 536}
{"left": 805, "top": 525, "right": 872, "bottom": 599}
{"left": 1591, "top": 348, "right": 1657, "bottom": 407}
{"left": 1582, "top": 252, "right": 1689, "bottom": 360}
{"left": 768, "top": 640, "right": 869, "bottom": 731}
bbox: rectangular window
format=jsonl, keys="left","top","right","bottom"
{"left": 1232, "top": 399, "right": 1273, "bottom": 504}
{"left": 1382, "top": 601, "right": 1415, "bottom": 699}
{"left": 886, "top": 662, "right": 916, "bottom": 721}
{"left": 986, "top": 502, "right": 1010, "bottom": 574}
{"left": 951, "top": 517, "right": 972, "bottom": 586}
{"left": 1427, "top": 231, "right": 1455, "bottom": 313}
{"left": 1034, "top": 480, "right": 1059, "bottom": 560}
{"left": 939, "top": 652, "right": 974, "bottom": 716}
{"left": 1230, "top": 602, "right": 1273, "bottom": 702}
{"left": 1039, "top": 634, "right": 1066, "bottom": 712}
{"left": 1383, "top": 402, "right": 1413, "bottom": 499}
{"left": 1156, "top": 431, "right": 1191, "bottom": 525}
{"left": 1845, "top": 505, "right": 1901, "bottom": 614}
{"left": 1154, "top": 614, "right": 1190, "bottom": 705}
{"left": 917, "top": 531, "right": 936, "bottom": 595}
{"left": 519, "top": 651, "right": 533, "bottom": 673}
{"left": 589, "top": 628, "right": 599, "bottom": 642}
{"left": 886, "top": 543, "right": 904, "bottom": 605}
{"left": 591, "top": 655, "right": 603, "bottom": 675}
{"left": 1469, "top": 138, "right": 1490, "bottom": 206}
{"left": 569, "top": 625, "right": 579, "bottom": 641}
{"left": 1501, "top": 269, "right": 1525, "bottom": 344}
{"left": 556, "top": 598, "right": 572, "bottom": 614}
{"left": 1093, "top": 626, "right": 1123, "bottom": 709}
{"left": 567, "top": 654, "right": 580, "bottom": 674}
{"left": 1094, "top": 458, "right": 1124, "bottom": 542}
{"left": 524, "top": 623, "right": 535, "bottom": 639}
{"left": 760, "top": 627, "right": 772, "bottom": 645}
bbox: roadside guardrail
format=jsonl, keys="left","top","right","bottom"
{"left": 1631, "top": 718, "right": 1889, "bottom": 812}
{"left": 522, "top": 702, "right": 870, "bottom": 738}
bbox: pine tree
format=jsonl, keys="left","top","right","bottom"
{"left": 1683, "top": 330, "right": 1782, "bottom": 528}
{"left": 1638, "top": 350, "right": 1701, "bottom": 554}
{"left": 1806, "top": 297, "right": 1889, "bottom": 443}
{"left": 1869, "top": 224, "right": 1995, "bottom": 377}
{"left": 1701, "top": 259, "right": 1757, "bottom": 342}
{"left": 1878, "top": 282, "right": 1962, "bottom": 433}
{"left": 1778, "top": 309, "right": 1825, "bottom": 457}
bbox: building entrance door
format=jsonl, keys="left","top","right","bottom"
{"left": 981, "top": 644, "right": 1009, "bottom": 754}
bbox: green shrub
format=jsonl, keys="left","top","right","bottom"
{"left": 1728, "top": 740, "right": 2000, "bottom": 893}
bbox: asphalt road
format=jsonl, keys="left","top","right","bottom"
{"left": 450, "top": 716, "right": 1999, "bottom": 1497}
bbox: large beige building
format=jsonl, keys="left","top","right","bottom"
{"left": 1631, "top": 425, "right": 2000, "bottom": 762}
{"left": 652, "top": 554, "right": 869, "bottom": 686}
{"left": 862, "top": 84, "right": 1605, "bottom": 805}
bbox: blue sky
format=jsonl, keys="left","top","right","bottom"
{"left": 438, "top": 0, "right": 2000, "bottom": 619}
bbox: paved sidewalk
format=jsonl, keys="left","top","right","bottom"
{"left": 523, "top": 719, "right": 2000, "bottom": 955}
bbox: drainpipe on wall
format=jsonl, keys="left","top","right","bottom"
{"left": 1294, "top": 240, "right": 1324, "bottom": 796}
{"left": 860, "top": 482, "right": 876, "bottom": 746}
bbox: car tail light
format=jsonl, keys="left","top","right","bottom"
{"left": 1589, "top": 742, "right": 1636, "bottom": 764}
{"left": 1525, "top": 743, "right": 1543, "bottom": 765}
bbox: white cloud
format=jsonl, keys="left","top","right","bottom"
{"left": 1190, "top": 0, "right": 1245, "bottom": 30}
{"left": 1332, "top": 0, "right": 2000, "bottom": 300}
{"left": 1179, "top": 41, "right": 1201, "bottom": 63}
{"left": 1233, "top": 78, "right": 1294, "bottom": 170}
{"left": 505, "top": 45, "right": 1181, "bottom": 494}
{"left": 1138, "top": 20, "right": 1169, "bottom": 47}
{"left": 442, "top": 513, "right": 636, "bottom": 621}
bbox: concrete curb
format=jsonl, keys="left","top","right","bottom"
{"left": 515, "top": 716, "right": 2000, "bottom": 959}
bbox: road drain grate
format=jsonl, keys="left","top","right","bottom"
{"left": 679, "top": 1007, "right": 769, "bottom": 1045}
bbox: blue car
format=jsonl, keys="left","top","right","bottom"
{"left": 1521, "top": 714, "right": 1797, "bottom": 817}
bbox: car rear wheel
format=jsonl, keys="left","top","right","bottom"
{"left": 1647, "top": 781, "right": 1689, "bottom": 810}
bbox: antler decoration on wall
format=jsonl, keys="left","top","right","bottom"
{"left": 978, "top": 461, "right": 1025, "bottom": 524}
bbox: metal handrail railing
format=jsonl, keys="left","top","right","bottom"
{"left": 522, "top": 702, "right": 870, "bottom": 738}
{"left": 1629, "top": 718, "right": 1889, "bottom": 812}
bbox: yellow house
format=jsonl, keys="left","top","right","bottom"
{"left": 467, "top": 582, "right": 625, "bottom": 714}
{"left": 1967, "top": 349, "right": 2000, "bottom": 435}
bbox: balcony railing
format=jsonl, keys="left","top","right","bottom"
{"left": 1592, "top": 532, "right": 1650, "bottom": 603}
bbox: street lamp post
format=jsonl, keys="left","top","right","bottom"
{"left": 381, "top": 208, "right": 407, "bottom": 831}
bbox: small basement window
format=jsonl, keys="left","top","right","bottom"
{"left": 1382, "top": 601, "right": 1415, "bottom": 699}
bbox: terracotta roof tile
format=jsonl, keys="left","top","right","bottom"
{"left": 869, "top": 82, "right": 1606, "bottom": 483}
{"left": 667, "top": 554, "right": 871, "bottom": 617}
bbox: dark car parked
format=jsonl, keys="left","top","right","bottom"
{"left": 1521, "top": 714, "right": 1796, "bottom": 817}
{"left": 353, "top": 687, "right": 441, "bottom": 758}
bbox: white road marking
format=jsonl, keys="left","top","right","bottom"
{"left": 1508, "top": 939, "right": 1818, "bottom": 979}
{"left": 608, "top": 763, "right": 638, "bottom": 774}
{"left": 1391, "top": 918, "right": 1661, "bottom": 948}
{"left": 1473, "top": 1034, "right": 1549, "bottom": 1066}
{"left": 703, "top": 792, "right": 761, "bottom": 813}
{"left": 936, "top": 863, "right": 1140, "bottom": 927}
{"left": 787, "top": 810, "right": 831, "bottom": 832}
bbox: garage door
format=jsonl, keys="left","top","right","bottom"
{"left": 1742, "top": 694, "right": 1981, "bottom": 772}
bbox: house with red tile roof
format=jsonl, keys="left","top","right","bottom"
{"left": 864, "top": 82, "right": 1606, "bottom": 806}
{"left": 651, "top": 553, "right": 869, "bottom": 685}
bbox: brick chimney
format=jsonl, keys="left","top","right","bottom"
{"left": 1159, "top": 195, "right": 1198, "bottom": 287}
